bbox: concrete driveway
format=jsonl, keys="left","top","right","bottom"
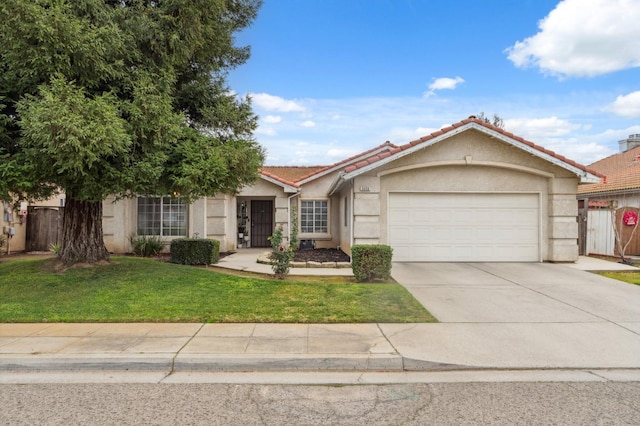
{"left": 385, "top": 262, "right": 640, "bottom": 369}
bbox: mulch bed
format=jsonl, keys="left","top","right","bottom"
{"left": 293, "top": 248, "right": 350, "bottom": 263}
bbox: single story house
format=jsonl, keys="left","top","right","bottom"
{"left": 104, "top": 116, "right": 600, "bottom": 262}
{"left": 577, "top": 135, "right": 640, "bottom": 256}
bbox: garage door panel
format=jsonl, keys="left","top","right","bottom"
{"left": 389, "top": 193, "right": 540, "bottom": 262}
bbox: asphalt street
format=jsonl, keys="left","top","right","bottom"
{"left": 2, "top": 381, "right": 639, "bottom": 425}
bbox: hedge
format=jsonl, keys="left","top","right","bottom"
{"left": 351, "top": 244, "right": 393, "bottom": 282}
{"left": 170, "top": 238, "right": 220, "bottom": 265}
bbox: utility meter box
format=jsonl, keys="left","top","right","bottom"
{"left": 299, "top": 239, "right": 314, "bottom": 251}
{"left": 3, "top": 226, "right": 15, "bottom": 236}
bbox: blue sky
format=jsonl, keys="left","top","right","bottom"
{"left": 229, "top": 0, "right": 640, "bottom": 166}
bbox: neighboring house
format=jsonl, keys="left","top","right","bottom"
{"left": 577, "top": 135, "right": 640, "bottom": 256}
{"left": 1, "top": 195, "right": 65, "bottom": 254}
{"left": 105, "top": 116, "right": 599, "bottom": 262}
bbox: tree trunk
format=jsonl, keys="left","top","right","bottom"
{"left": 59, "top": 196, "right": 110, "bottom": 264}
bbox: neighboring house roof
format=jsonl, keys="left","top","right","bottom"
{"left": 578, "top": 145, "right": 640, "bottom": 196}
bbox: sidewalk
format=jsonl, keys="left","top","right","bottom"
{"left": 1, "top": 254, "right": 639, "bottom": 374}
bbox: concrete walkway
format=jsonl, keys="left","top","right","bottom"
{"left": 1, "top": 254, "right": 639, "bottom": 374}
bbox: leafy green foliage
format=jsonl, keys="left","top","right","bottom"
{"left": 289, "top": 206, "right": 299, "bottom": 251}
{"left": 170, "top": 238, "right": 220, "bottom": 265}
{"left": 0, "top": 0, "right": 264, "bottom": 263}
{"left": 129, "top": 234, "right": 165, "bottom": 257}
{"left": 48, "top": 243, "right": 61, "bottom": 255}
{"left": 351, "top": 245, "right": 394, "bottom": 282}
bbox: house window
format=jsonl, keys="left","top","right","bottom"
{"left": 137, "top": 196, "right": 187, "bottom": 236}
{"left": 300, "top": 200, "right": 328, "bottom": 233}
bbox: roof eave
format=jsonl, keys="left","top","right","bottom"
{"left": 259, "top": 174, "right": 299, "bottom": 193}
{"left": 327, "top": 172, "right": 346, "bottom": 196}
{"left": 343, "top": 122, "right": 601, "bottom": 183}
{"left": 296, "top": 144, "right": 398, "bottom": 185}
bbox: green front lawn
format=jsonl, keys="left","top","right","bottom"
{"left": 597, "top": 271, "right": 640, "bottom": 286}
{"left": 0, "top": 256, "right": 435, "bottom": 323}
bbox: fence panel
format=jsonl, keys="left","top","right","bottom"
{"left": 586, "top": 210, "right": 614, "bottom": 256}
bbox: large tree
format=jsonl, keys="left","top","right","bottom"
{"left": 0, "top": 0, "right": 265, "bottom": 264}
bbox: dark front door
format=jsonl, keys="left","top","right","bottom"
{"left": 251, "top": 200, "right": 273, "bottom": 247}
{"left": 26, "top": 206, "right": 63, "bottom": 251}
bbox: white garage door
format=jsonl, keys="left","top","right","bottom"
{"left": 389, "top": 192, "right": 540, "bottom": 262}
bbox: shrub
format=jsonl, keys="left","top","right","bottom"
{"left": 170, "top": 238, "right": 219, "bottom": 265}
{"left": 290, "top": 206, "right": 299, "bottom": 251}
{"left": 129, "top": 234, "right": 165, "bottom": 257}
{"left": 351, "top": 244, "right": 393, "bottom": 282}
{"left": 268, "top": 226, "right": 292, "bottom": 279}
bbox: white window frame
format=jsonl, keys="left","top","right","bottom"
{"left": 300, "top": 199, "right": 329, "bottom": 235}
{"left": 137, "top": 196, "right": 188, "bottom": 237}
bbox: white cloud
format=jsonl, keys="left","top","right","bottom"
{"left": 263, "top": 115, "right": 282, "bottom": 124}
{"left": 425, "top": 77, "right": 465, "bottom": 96}
{"left": 251, "top": 93, "right": 306, "bottom": 112}
{"left": 300, "top": 120, "right": 315, "bottom": 128}
{"left": 504, "top": 117, "right": 582, "bottom": 139}
{"left": 607, "top": 91, "right": 640, "bottom": 118}
{"left": 327, "top": 148, "right": 360, "bottom": 159}
{"left": 506, "top": 0, "right": 640, "bottom": 77}
{"left": 503, "top": 117, "right": 620, "bottom": 165}
{"left": 546, "top": 139, "right": 613, "bottom": 166}
{"left": 250, "top": 92, "right": 639, "bottom": 167}
{"left": 387, "top": 126, "right": 439, "bottom": 143}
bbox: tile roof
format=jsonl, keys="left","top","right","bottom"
{"left": 578, "top": 145, "right": 640, "bottom": 195}
{"left": 344, "top": 116, "right": 601, "bottom": 177}
{"left": 259, "top": 141, "right": 397, "bottom": 187}
{"left": 260, "top": 117, "right": 601, "bottom": 189}
{"left": 260, "top": 166, "right": 325, "bottom": 187}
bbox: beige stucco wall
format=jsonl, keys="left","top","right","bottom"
{"left": 347, "top": 129, "right": 581, "bottom": 262}
{"left": 237, "top": 178, "right": 292, "bottom": 248}
{"left": 295, "top": 172, "right": 343, "bottom": 249}
{"left": 103, "top": 196, "right": 136, "bottom": 253}
{"left": 102, "top": 176, "right": 299, "bottom": 254}
{"left": 336, "top": 185, "right": 353, "bottom": 255}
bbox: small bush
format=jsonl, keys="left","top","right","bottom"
{"left": 129, "top": 234, "right": 165, "bottom": 257}
{"left": 351, "top": 244, "right": 393, "bottom": 282}
{"left": 170, "top": 238, "right": 220, "bottom": 265}
{"left": 49, "top": 242, "right": 61, "bottom": 254}
{"left": 268, "top": 226, "right": 291, "bottom": 279}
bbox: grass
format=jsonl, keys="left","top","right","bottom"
{"left": 0, "top": 256, "right": 436, "bottom": 323}
{"left": 597, "top": 271, "right": 640, "bottom": 286}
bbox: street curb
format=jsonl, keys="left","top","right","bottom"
{"left": 0, "top": 354, "right": 475, "bottom": 373}
{"left": 1, "top": 354, "right": 404, "bottom": 372}
{"left": 173, "top": 354, "right": 403, "bottom": 372}
{"left": 0, "top": 355, "right": 174, "bottom": 371}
